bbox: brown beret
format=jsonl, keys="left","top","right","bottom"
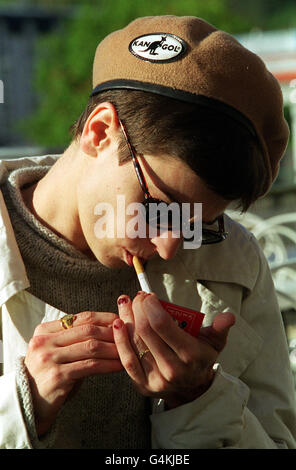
{"left": 92, "top": 15, "right": 289, "bottom": 189}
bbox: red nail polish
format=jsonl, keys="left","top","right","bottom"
{"left": 136, "top": 291, "right": 151, "bottom": 296}
{"left": 113, "top": 320, "right": 122, "bottom": 329}
{"left": 117, "top": 297, "right": 129, "bottom": 305}
{"left": 138, "top": 292, "right": 151, "bottom": 298}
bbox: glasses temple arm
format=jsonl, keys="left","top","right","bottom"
{"left": 119, "top": 120, "right": 151, "bottom": 198}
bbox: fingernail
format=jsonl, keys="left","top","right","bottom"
{"left": 117, "top": 296, "right": 129, "bottom": 306}
{"left": 136, "top": 291, "right": 151, "bottom": 298}
{"left": 113, "top": 319, "right": 122, "bottom": 329}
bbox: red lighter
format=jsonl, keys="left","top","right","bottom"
{"left": 133, "top": 256, "right": 205, "bottom": 337}
{"left": 160, "top": 300, "right": 204, "bottom": 337}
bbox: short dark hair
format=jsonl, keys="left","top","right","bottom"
{"left": 70, "top": 89, "right": 267, "bottom": 211}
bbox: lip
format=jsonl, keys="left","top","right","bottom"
{"left": 125, "top": 250, "right": 134, "bottom": 266}
{"left": 124, "top": 249, "right": 151, "bottom": 267}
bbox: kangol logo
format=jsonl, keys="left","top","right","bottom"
{"left": 129, "top": 33, "right": 187, "bottom": 63}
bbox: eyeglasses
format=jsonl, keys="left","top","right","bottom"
{"left": 119, "top": 120, "right": 228, "bottom": 245}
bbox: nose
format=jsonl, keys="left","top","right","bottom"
{"left": 150, "top": 231, "right": 182, "bottom": 260}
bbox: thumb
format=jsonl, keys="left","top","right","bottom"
{"left": 212, "top": 312, "right": 236, "bottom": 335}
{"left": 200, "top": 312, "right": 235, "bottom": 353}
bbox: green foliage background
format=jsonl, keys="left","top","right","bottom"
{"left": 2, "top": 0, "right": 295, "bottom": 148}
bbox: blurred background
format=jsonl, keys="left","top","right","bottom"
{"left": 1, "top": 0, "right": 296, "bottom": 383}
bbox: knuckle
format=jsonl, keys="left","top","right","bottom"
{"left": 49, "top": 365, "right": 63, "bottom": 385}
{"left": 82, "top": 358, "right": 100, "bottom": 371}
{"left": 164, "top": 365, "right": 178, "bottom": 383}
{"left": 79, "top": 311, "right": 96, "bottom": 323}
{"left": 152, "top": 377, "right": 167, "bottom": 393}
{"left": 33, "top": 324, "right": 44, "bottom": 336}
{"left": 81, "top": 323, "right": 97, "bottom": 337}
{"left": 124, "top": 358, "right": 138, "bottom": 376}
{"left": 28, "top": 337, "right": 37, "bottom": 351}
{"left": 28, "top": 334, "right": 47, "bottom": 351}
{"left": 38, "top": 351, "right": 52, "bottom": 366}
{"left": 86, "top": 339, "right": 100, "bottom": 355}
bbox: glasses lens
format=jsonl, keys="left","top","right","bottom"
{"left": 182, "top": 218, "right": 228, "bottom": 244}
{"left": 201, "top": 229, "right": 225, "bottom": 244}
{"left": 144, "top": 199, "right": 178, "bottom": 230}
{"left": 142, "top": 198, "right": 227, "bottom": 245}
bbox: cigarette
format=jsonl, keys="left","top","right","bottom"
{"left": 132, "top": 256, "right": 152, "bottom": 293}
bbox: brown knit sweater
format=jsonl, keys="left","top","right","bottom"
{"left": 1, "top": 167, "right": 151, "bottom": 449}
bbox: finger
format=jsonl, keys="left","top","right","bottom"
{"left": 199, "top": 312, "right": 235, "bottom": 352}
{"left": 34, "top": 311, "right": 118, "bottom": 335}
{"left": 62, "top": 357, "right": 124, "bottom": 380}
{"left": 212, "top": 312, "right": 236, "bottom": 334}
{"left": 135, "top": 293, "right": 193, "bottom": 356}
{"left": 53, "top": 339, "right": 120, "bottom": 364}
{"left": 117, "top": 295, "right": 147, "bottom": 353}
{"left": 75, "top": 311, "right": 119, "bottom": 327}
{"left": 117, "top": 295, "right": 134, "bottom": 327}
{"left": 113, "top": 318, "right": 146, "bottom": 384}
{"left": 53, "top": 323, "right": 115, "bottom": 347}
{"left": 132, "top": 294, "right": 182, "bottom": 372}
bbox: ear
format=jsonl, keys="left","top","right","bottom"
{"left": 79, "top": 102, "right": 120, "bottom": 157}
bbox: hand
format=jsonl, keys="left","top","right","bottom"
{"left": 113, "top": 292, "right": 235, "bottom": 409}
{"left": 24, "top": 311, "right": 123, "bottom": 436}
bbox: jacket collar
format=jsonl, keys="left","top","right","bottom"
{"left": 0, "top": 154, "right": 60, "bottom": 184}
{"left": 0, "top": 156, "right": 60, "bottom": 305}
{"left": 179, "top": 213, "right": 258, "bottom": 290}
{"left": 146, "top": 214, "right": 258, "bottom": 293}
{"left": 0, "top": 189, "right": 30, "bottom": 305}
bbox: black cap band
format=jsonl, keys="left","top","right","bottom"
{"left": 91, "top": 79, "right": 257, "bottom": 138}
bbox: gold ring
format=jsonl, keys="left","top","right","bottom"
{"left": 60, "top": 314, "right": 75, "bottom": 329}
{"left": 138, "top": 349, "right": 150, "bottom": 359}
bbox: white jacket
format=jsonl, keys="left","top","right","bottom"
{"left": 0, "top": 156, "right": 296, "bottom": 449}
